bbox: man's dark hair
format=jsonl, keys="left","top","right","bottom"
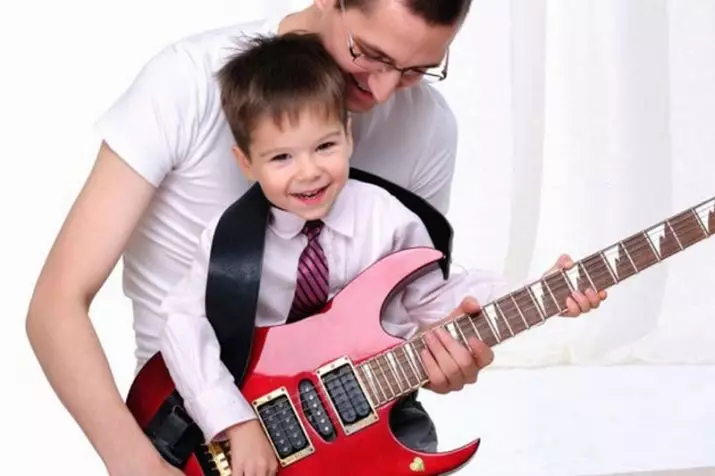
{"left": 342, "top": 0, "right": 472, "bottom": 26}
{"left": 217, "top": 32, "right": 348, "bottom": 157}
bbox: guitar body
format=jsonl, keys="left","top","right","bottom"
{"left": 127, "top": 247, "right": 479, "bottom": 475}
{"left": 127, "top": 194, "right": 715, "bottom": 474}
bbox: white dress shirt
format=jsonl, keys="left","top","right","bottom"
{"left": 159, "top": 180, "right": 504, "bottom": 442}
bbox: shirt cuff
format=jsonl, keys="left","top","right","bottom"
{"left": 184, "top": 383, "right": 257, "bottom": 442}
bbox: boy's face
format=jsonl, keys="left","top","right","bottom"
{"left": 234, "top": 110, "right": 352, "bottom": 222}
{"left": 314, "top": 0, "right": 458, "bottom": 113}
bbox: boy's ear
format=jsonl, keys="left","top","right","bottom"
{"left": 345, "top": 115, "right": 354, "bottom": 153}
{"left": 232, "top": 145, "right": 255, "bottom": 181}
{"left": 345, "top": 115, "right": 353, "bottom": 144}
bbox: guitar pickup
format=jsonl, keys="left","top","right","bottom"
{"left": 252, "top": 388, "right": 314, "bottom": 467}
{"left": 316, "top": 357, "right": 378, "bottom": 435}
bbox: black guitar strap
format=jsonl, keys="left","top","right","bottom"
{"left": 204, "top": 167, "right": 454, "bottom": 386}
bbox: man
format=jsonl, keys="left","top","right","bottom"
{"left": 26, "top": 1, "right": 604, "bottom": 475}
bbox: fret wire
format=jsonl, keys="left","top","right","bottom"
{"left": 359, "top": 364, "right": 379, "bottom": 406}
{"left": 378, "top": 355, "right": 397, "bottom": 397}
{"left": 466, "top": 313, "right": 484, "bottom": 340}
{"left": 410, "top": 340, "right": 429, "bottom": 380}
{"left": 643, "top": 229, "right": 663, "bottom": 261}
{"left": 584, "top": 253, "right": 615, "bottom": 289}
{"left": 369, "top": 360, "right": 389, "bottom": 402}
{"left": 485, "top": 304, "right": 511, "bottom": 338}
{"left": 401, "top": 345, "right": 421, "bottom": 385}
{"left": 579, "top": 261, "right": 598, "bottom": 292}
{"left": 453, "top": 319, "right": 470, "bottom": 346}
{"left": 599, "top": 250, "right": 619, "bottom": 284}
{"left": 476, "top": 310, "right": 501, "bottom": 343}
{"left": 508, "top": 293, "right": 530, "bottom": 328}
{"left": 526, "top": 287, "right": 546, "bottom": 322}
{"left": 405, "top": 342, "right": 427, "bottom": 382}
{"left": 690, "top": 209, "right": 709, "bottom": 237}
{"left": 626, "top": 234, "right": 659, "bottom": 270}
{"left": 361, "top": 362, "right": 382, "bottom": 405}
{"left": 363, "top": 363, "right": 383, "bottom": 405}
{"left": 384, "top": 352, "right": 403, "bottom": 393}
{"left": 541, "top": 277, "right": 562, "bottom": 315}
{"left": 481, "top": 318, "right": 501, "bottom": 346}
{"left": 672, "top": 210, "right": 708, "bottom": 247}
{"left": 394, "top": 347, "right": 415, "bottom": 387}
{"left": 560, "top": 269, "right": 576, "bottom": 293}
{"left": 443, "top": 322, "right": 460, "bottom": 344}
{"left": 665, "top": 220, "right": 685, "bottom": 251}
{"left": 619, "top": 240, "right": 639, "bottom": 272}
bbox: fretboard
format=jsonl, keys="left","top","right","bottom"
{"left": 356, "top": 196, "right": 715, "bottom": 407}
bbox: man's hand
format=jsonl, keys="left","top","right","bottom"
{"left": 547, "top": 254, "right": 608, "bottom": 317}
{"left": 421, "top": 296, "right": 493, "bottom": 394}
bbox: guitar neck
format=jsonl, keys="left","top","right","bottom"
{"left": 355, "top": 196, "right": 715, "bottom": 408}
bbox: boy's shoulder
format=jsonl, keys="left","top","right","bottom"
{"left": 343, "top": 179, "right": 420, "bottom": 224}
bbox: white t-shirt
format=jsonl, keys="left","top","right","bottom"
{"left": 94, "top": 17, "right": 459, "bottom": 368}
{"left": 159, "top": 180, "right": 503, "bottom": 441}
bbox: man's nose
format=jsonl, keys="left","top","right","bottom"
{"left": 369, "top": 70, "right": 402, "bottom": 103}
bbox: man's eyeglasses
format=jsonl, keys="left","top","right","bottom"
{"left": 339, "top": 0, "right": 449, "bottom": 83}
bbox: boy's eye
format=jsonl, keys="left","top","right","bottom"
{"left": 317, "top": 141, "right": 337, "bottom": 151}
{"left": 271, "top": 153, "right": 290, "bottom": 161}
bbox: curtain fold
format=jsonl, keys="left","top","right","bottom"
{"left": 437, "top": 0, "right": 715, "bottom": 366}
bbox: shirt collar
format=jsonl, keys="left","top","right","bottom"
{"left": 268, "top": 181, "right": 356, "bottom": 240}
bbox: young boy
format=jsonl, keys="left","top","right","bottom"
{"left": 159, "top": 32, "right": 502, "bottom": 473}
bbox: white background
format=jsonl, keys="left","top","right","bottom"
{"left": 2, "top": 0, "right": 714, "bottom": 474}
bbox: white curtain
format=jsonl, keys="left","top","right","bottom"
{"left": 433, "top": 0, "right": 715, "bottom": 367}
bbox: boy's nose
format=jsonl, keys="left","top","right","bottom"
{"left": 296, "top": 156, "right": 321, "bottom": 179}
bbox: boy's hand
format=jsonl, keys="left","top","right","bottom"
{"left": 226, "top": 420, "right": 279, "bottom": 476}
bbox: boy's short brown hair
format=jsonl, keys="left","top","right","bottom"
{"left": 217, "top": 32, "right": 348, "bottom": 157}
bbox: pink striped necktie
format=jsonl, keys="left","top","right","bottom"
{"left": 287, "top": 220, "right": 329, "bottom": 323}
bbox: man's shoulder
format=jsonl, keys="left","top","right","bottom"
{"left": 355, "top": 83, "right": 457, "bottom": 158}
{"left": 386, "top": 83, "right": 454, "bottom": 122}
{"left": 150, "top": 17, "right": 280, "bottom": 77}
{"left": 177, "top": 19, "right": 272, "bottom": 54}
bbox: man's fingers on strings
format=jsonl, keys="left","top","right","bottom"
{"left": 467, "top": 336, "right": 494, "bottom": 370}
{"left": 428, "top": 329, "right": 467, "bottom": 390}
{"left": 433, "top": 327, "right": 478, "bottom": 383}
{"left": 420, "top": 344, "right": 449, "bottom": 393}
{"left": 422, "top": 330, "right": 461, "bottom": 391}
{"left": 450, "top": 295, "right": 481, "bottom": 319}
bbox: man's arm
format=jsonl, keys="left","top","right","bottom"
{"left": 25, "top": 143, "right": 181, "bottom": 476}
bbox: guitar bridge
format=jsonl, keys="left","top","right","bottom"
{"left": 317, "top": 357, "right": 378, "bottom": 435}
{"left": 252, "top": 387, "right": 314, "bottom": 467}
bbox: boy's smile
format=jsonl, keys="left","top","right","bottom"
{"left": 234, "top": 109, "right": 352, "bottom": 222}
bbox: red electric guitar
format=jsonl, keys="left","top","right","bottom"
{"left": 126, "top": 196, "right": 714, "bottom": 475}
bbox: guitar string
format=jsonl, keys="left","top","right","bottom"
{"left": 342, "top": 207, "right": 715, "bottom": 402}
{"left": 377, "top": 209, "right": 715, "bottom": 392}
{"left": 239, "top": 207, "right": 714, "bottom": 412}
